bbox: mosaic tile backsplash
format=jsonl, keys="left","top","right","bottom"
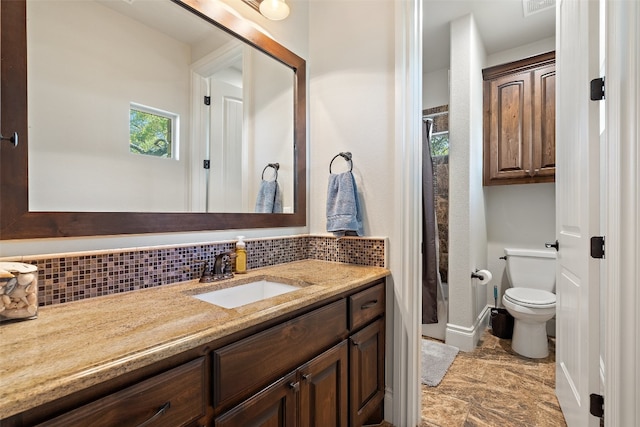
{"left": 3, "top": 235, "right": 386, "bottom": 307}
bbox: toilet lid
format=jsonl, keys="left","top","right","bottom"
{"left": 505, "top": 288, "right": 556, "bottom": 308}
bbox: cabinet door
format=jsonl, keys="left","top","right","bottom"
{"left": 214, "top": 299, "right": 347, "bottom": 410}
{"left": 215, "top": 372, "right": 298, "bottom": 427}
{"left": 298, "top": 341, "right": 348, "bottom": 427}
{"left": 532, "top": 65, "right": 556, "bottom": 178}
{"left": 485, "top": 71, "right": 533, "bottom": 183}
{"left": 349, "top": 318, "right": 385, "bottom": 427}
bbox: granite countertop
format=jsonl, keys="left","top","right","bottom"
{"left": 0, "top": 260, "right": 389, "bottom": 420}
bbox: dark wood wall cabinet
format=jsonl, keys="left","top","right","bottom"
{"left": 483, "top": 51, "right": 556, "bottom": 186}
{"left": 3, "top": 280, "right": 386, "bottom": 427}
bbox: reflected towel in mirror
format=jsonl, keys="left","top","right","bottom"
{"left": 255, "top": 180, "right": 283, "bottom": 213}
{"left": 326, "top": 171, "right": 363, "bottom": 236}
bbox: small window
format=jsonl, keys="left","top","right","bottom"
{"left": 129, "top": 103, "right": 179, "bottom": 159}
{"left": 423, "top": 106, "right": 449, "bottom": 157}
{"left": 430, "top": 133, "right": 449, "bottom": 156}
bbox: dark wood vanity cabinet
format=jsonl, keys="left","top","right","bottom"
{"left": 483, "top": 51, "right": 556, "bottom": 186}
{"left": 3, "top": 280, "right": 386, "bottom": 427}
{"left": 214, "top": 280, "right": 386, "bottom": 427}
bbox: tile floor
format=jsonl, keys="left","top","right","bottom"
{"left": 421, "top": 329, "right": 567, "bottom": 427}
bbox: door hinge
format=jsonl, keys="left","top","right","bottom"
{"left": 204, "top": 96, "right": 211, "bottom": 106}
{"left": 590, "top": 236, "right": 605, "bottom": 259}
{"left": 203, "top": 160, "right": 210, "bottom": 169}
{"left": 590, "top": 393, "right": 604, "bottom": 419}
{"left": 590, "top": 77, "right": 605, "bottom": 101}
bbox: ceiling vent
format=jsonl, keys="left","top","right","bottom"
{"left": 522, "top": 0, "right": 556, "bottom": 17}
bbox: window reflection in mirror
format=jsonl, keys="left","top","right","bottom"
{"left": 27, "top": 0, "right": 294, "bottom": 214}
{"left": 129, "top": 103, "right": 178, "bottom": 159}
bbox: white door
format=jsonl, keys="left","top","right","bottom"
{"left": 208, "top": 78, "right": 244, "bottom": 213}
{"left": 555, "top": 0, "right": 601, "bottom": 426}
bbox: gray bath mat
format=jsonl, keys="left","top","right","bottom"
{"left": 421, "top": 338, "right": 459, "bottom": 386}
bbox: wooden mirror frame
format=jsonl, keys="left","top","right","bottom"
{"left": 0, "top": 0, "right": 306, "bottom": 240}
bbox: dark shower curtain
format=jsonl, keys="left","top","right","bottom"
{"left": 422, "top": 118, "right": 439, "bottom": 324}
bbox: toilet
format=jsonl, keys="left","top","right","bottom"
{"left": 502, "top": 247, "right": 556, "bottom": 358}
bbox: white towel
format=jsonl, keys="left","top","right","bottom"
{"left": 255, "top": 180, "right": 283, "bottom": 213}
{"left": 326, "top": 172, "right": 363, "bottom": 236}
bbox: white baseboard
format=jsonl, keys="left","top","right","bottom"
{"left": 444, "top": 305, "right": 491, "bottom": 352}
{"left": 384, "top": 387, "right": 393, "bottom": 423}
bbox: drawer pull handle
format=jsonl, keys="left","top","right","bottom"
{"left": 136, "top": 401, "right": 171, "bottom": 427}
{"left": 360, "top": 299, "right": 378, "bottom": 309}
{"left": 289, "top": 381, "right": 300, "bottom": 392}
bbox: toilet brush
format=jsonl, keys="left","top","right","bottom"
{"left": 490, "top": 285, "right": 499, "bottom": 327}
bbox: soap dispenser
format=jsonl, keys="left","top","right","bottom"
{"left": 235, "top": 236, "right": 247, "bottom": 274}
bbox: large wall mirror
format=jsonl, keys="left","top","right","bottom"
{"left": 0, "top": 0, "right": 306, "bottom": 239}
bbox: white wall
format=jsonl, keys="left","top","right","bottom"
{"left": 422, "top": 68, "right": 449, "bottom": 110}
{"left": 485, "top": 183, "right": 556, "bottom": 305}
{"left": 307, "top": 3, "right": 395, "bottom": 237}
{"left": 28, "top": 0, "right": 191, "bottom": 212}
{"left": 446, "top": 14, "right": 488, "bottom": 351}
{"left": 246, "top": 48, "right": 295, "bottom": 212}
{"left": 486, "top": 36, "right": 555, "bottom": 68}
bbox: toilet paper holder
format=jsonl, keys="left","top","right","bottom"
{"left": 471, "top": 269, "right": 486, "bottom": 280}
{"left": 471, "top": 269, "right": 493, "bottom": 286}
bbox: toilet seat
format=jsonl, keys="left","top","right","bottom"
{"left": 504, "top": 288, "right": 556, "bottom": 308}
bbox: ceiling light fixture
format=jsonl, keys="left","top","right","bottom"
{"left": 259, "top": 0, "right": 290, "bottom": 20}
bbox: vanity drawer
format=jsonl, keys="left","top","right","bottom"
{"left": 39, "top": 357, "right": 206, "bottom": 427}
{"left": 213, "top": 299, "right": 347, "bottom": 410}
{"left": 349, "top": 281, "right": 385, "bottom": 331}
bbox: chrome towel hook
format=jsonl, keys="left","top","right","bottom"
{"left": 261, "top": 163, "right": 279, "bottom": 181}
{"left": 0, "top": 132, "right": 18, "bottom": 147}
{"left": 329, "top": 152, "right": 353, "bottom": 173}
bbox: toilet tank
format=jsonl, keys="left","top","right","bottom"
{"left": 504, "top": 248, "right": 557, "bottom": 292}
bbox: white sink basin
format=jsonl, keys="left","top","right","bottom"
{"left": 194, "top": 280, "right": 301, "bottom": 309}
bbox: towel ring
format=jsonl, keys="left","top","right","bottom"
{"left": 261, "top": 163, "right": 279, "bottom": 181}
{"left": 329, "top": 152, "right": 353, "bottom": 174}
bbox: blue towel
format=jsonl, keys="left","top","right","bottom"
{"left": 326, "top": 171, "right": 363, "bottom": 236}
{"left": 255, "top": 180, "right": 283, "bottom": 213}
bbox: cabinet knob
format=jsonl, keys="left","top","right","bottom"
{"left": 289, "top": 381, "right": 300, "bottom": 392}
{"left": 302, "top": 373, "right": 311, "bottom": 381}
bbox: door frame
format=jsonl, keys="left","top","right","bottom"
{"left": 604, "top": 0, "right": 640, "bottom": 425}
